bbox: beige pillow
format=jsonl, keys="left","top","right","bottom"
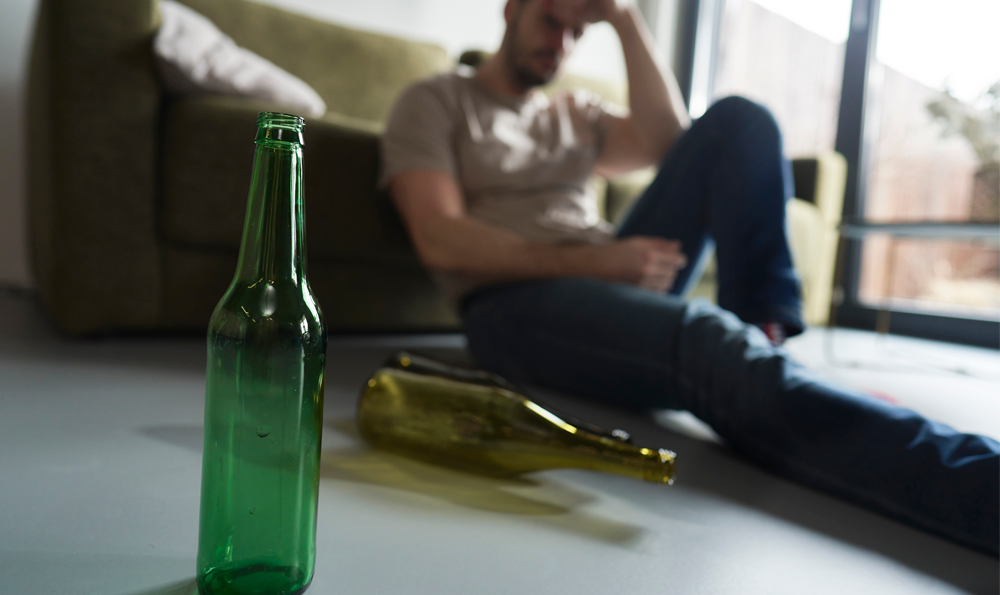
{"left": 154, "top": 0, "right": 327, "bottom": 118}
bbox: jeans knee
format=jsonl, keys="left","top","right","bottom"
{"left": 703, "top": 95, "right": 781, "bottom": 138}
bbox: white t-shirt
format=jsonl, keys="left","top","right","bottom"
{"left": 380, "top": 66, "right": 621, "bottom": 303}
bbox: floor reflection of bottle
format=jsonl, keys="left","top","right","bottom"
{"left": 197, "top": 113, "right": 326, "bottom": 595}
{"left": 358, "top": 352, "right": 676, "bottom": 484}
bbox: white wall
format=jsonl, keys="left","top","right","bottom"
{"left": 255, "top": 0, "right": 629, "bottom": 82}
{"left": 0, "top": 0, "right": 673, "bottom": 289}
{"left": 0, "top": 0, "right": 38, "bottom": 287}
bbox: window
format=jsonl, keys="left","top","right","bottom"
{"left": 853, "top": 0, "right": 999, "bottom": 322}
{"left": 683, "top": 0, "right": 998, "bottom": 346}
{"left": 712, "top": 0, "right": 850, "bottom": 158}
{"left": 833, "top": 0, "right": 999, "bottom": 346}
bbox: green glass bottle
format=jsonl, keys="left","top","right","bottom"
{"left": 197, "top": 112, "right": 326, "bottom": 595}
{"left": 357, "top": 351, "right": 676, "bottom": 484}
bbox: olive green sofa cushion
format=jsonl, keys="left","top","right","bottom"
{"left": 28, "top": 0, "right": 454, "bottom": 335}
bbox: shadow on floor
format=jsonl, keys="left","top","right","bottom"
{"left": 321, "top": 418, "right": 648, "bottom": 547}
{"left": 119, "top": 578, "right": 198, "bottom": 595}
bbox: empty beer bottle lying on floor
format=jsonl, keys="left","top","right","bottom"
{"left": 357, "top": 351, "right": 676, "bottom": 484}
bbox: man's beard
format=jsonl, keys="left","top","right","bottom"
{"left": 511, "top": 51, "right": 559, "bottom": 89}
{"left": 504, "top": 20, "right": 558, "bottom": 91}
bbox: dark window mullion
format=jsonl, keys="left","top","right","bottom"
{"left": 835, "top": 0, "right": 880, "bottom": 219}
{"left": 833, "top": 0, "right": 881, "bottom": 312}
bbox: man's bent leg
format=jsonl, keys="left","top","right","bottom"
{"left": 618, "top": 96, "right": 802, "bottom": 333}
{"left": 462, "top": 279, "right": 999, "bottom": 554}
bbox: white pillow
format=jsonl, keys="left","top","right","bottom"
{"left": 154, "top": 0, "right": 327, "bottom": 118}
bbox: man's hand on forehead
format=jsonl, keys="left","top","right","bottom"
{"left": 548, "top": 0, "right": 630, "bottom": 26}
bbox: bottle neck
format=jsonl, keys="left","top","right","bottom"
{"left": 234, "top": 138, "right": 306, "bottom": 286}
{"left": 560, "top": 438, "right": 676, "bottom": 484}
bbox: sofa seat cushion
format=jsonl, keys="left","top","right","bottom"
{"left": 160, "top": 245, "right": 458, "bottom": 331}
{"left": 160, "top": 95, "right": 420, "bottom": 266}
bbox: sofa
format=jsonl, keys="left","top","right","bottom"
{"left": 27, "top": 0, "right": 845, "bottom": 336}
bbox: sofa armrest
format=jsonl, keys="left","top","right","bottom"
{"left": 788, "top": 197, "right": 840, "bottom": 326}
{"left": 27, "top": 0, "right": 162, "bottom": 335}
{"left": 791, "top": 152, "right": 847, "bottom": 225}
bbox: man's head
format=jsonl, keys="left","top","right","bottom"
{"left": 499, "top": 0, "right": 587, "bottom": 91}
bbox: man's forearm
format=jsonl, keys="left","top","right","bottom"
{"left": 392, "top": 170, "right": 616, "bottom": 283}
{"left": 412, "top": 212, "right": 686, "bottom": 292}
{"left": 610, "top": 4, "right": 690, "bottom": 159}
{"left": 413, "top": 214, "right": 607, "bottom": 282}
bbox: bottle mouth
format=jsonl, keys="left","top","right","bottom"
{"left": 256, "top": 112, "right": 305, "bottom": 145}
{"left": 257, "top": 112, "right": 305, "bottom": 131}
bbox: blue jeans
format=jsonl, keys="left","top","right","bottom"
{"left": 619, "top": 96, "right": 803, "bottom": 334}
{"left": 460, "top": 98, "right": 1000, "bottom": 554}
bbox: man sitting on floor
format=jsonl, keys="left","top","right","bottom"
{"left": 379, "top": 0, "right": 999, "bottom": 554}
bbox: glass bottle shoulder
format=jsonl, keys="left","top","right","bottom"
{"left": 208, "top": 277, "right": 325, "bottom": 348}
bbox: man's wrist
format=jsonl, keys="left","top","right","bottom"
{"left": 529, "top": 242, "right": 606, "bottom": 280}
{"left": 565, "top": 242, "right": 619, "bottom": 281}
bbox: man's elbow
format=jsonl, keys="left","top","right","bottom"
{"left": 417, "top": 249, "right": 455, "bottom": 273}
{"left": 411, "top": 236, "right": 461, "bottom": 273}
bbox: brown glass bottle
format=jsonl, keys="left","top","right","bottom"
{"left": 357, "top": 352, "right": 675, "bottom": 483}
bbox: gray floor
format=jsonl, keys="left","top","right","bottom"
{"left": 1, "top": 290, "right": 997, "bottom": 595}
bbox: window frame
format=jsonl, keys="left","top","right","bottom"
{"left": 831, "top": 0, "right": 1000, "bottom": 348}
